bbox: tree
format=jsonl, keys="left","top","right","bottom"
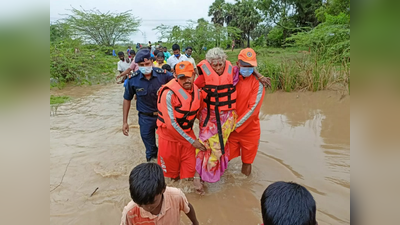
{"left": 153, "top": 19, "right": 241, "bottom": 58}
{"left": 292, "top": 0, "right": 322, "bottom": 28}
{"left": 208, "top": 0, "right": 226, "bottom": 26}
{"left": 63, "top": 7, "right": 141, "bottom": 46}
{"left": 229, "top": 0, "right": 262, "bottom": 48}
{"left": 315, "top": 0, "right": 350, "bottom": 22}
{"left": 50, "top": 22, "right": 71, "bottom": 43}
{"left": 223, "top": 3, "right": 235, "bottom": 26}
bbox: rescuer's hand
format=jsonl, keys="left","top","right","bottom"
{"left": 192, "top": 139, "right": 206, "bottom": 151}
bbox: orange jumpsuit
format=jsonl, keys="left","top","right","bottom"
{"left": 157, "top": 80, "right": 202, "bottom": 179}
{"left": 228, "top": 70, "right": 265, "bottom": 164}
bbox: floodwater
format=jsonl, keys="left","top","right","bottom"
{"left": 50, "top": 84, "right": 350, "bottom": 225}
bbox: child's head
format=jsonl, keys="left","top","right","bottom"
{"left": 129, "top": 163, "right": 166, "bottom": 214}
{"left": 162, "top": 64, "right": 172, "bottom": 72}
{"left": 130, "top": 50, "right": 136, "bottom": 57}
{"left": 261, "top": 181, "right": 317, "bottom": 225}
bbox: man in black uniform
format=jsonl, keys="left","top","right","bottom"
{"left": 122, "top": 49, "right": 174, "bottom": 162}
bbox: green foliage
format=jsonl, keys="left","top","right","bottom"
{"left": 267, "top": 27, "right": 284, "bottom": 47}
{"left": 50, "top": 95, "right": 70, "bottom": 105}
{"left": 50, "top": 38, "right": 117, "bottom": 88}
{"left": 253, "top": 34, "right": 266, "bottom": 47}
{"left": 228, "top": 0, "right": 262, "bottom": 47}
{"left": 316, "top": 0, "right": 350, "bottom": 22}
{"left": 50, "top": 22, "right": 71, "bottom": 43}
{"left": 207, "top": 0, "right": 262, "bottom": 48}
{"left": 63, "top": 7, "right": 141, "bottom": 46}
{"left": 153, "top": 20, "right": 241, "bottom": 61}
{"left": 208, "top": 0, "right": 226, "bottom": 26}
{"left": 286, "top": 13, "right": 350, "bottom": 62}
{"left": 257, "top": 53, "right": 350, "bottom": 92}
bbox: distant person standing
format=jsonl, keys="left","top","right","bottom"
{"left": 163, "top": 47, "right": 171, "bottom": 60}
{"left": 136, "top": 43, "right": 140, "bottom": 51}
{"left": 117, "top": 50, "right": 139, "bottom": 83}
{"left": 127, "top": 46, "right": 132, "bottom": 58}
{"left": 167, "top": 44, "right": 188, "bottom": 70}
{"left": 231, "top": 40, "right": 235, "bottom": 51}
{"left": 184, "top": 47, "right": 198, "bottom": 76}
{"left": 116, "top": 51, "right": 131, "bottom": 84}
{"left": 122, "top": 49, "right": 174, "bottom": 162}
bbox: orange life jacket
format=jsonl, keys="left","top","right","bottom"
{"left": 197, "top": 60, "right": 237, "bottom": 112}
{"left": 157, "top": 79, "right": 201, "bottom": 132}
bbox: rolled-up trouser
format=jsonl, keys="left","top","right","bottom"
{"left": 138, "top": 113, "right": 158, "bottom": 161}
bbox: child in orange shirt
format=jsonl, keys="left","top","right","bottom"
{"left": 120, "top": 163, "right": 199, "bottom": 225}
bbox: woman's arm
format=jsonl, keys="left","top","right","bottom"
{"left": 253, "top": 69, "right": 271, "bottom": 87}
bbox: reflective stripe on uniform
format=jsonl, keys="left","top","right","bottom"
{"left": 236, "top": 81, "right": 264, "bottom": 128}
{"left": 166, "top": 90, "right": 195, "bottom": 144}
{"left": 178, "top": 88, "right": 188, "bottom": 100}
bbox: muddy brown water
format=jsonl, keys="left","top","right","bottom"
{"left": 50, "top": 84, "right": 350, "bottom": 225}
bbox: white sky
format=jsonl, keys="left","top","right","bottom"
{"left": 50, "top": 0, "right": 235, "bottom": 43}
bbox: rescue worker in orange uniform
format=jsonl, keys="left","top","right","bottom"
{"left": 228, "top": 48, "right": 266, "bottom": 176}
{"left": 157, "top": 61, "right": 206, "bottom": 181}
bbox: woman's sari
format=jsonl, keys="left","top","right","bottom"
{"left": 195, "top": 108, "right": 237, "bottom": 183}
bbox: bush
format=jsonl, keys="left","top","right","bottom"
{"left": 286, "top": 13, "right": 350, "bottom": 62}
{"left": 50, "top": 39, "right": 117, "bottom": 88}
{"left": 267, "top": 27, "right": 284, "bottom": 47}
{"left": 257, "top": 52, "right": 349, "bottom": 92}
{"left": 253, "top": 34, "right": 266, "bottom": 47}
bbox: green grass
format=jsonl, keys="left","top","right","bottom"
{"left": 225, "top": 46, "right": 350, "bottom": 93}
{"left": 50, "top": 95, "right": 70, "bottom": 105}
{"left": 225, "top": 47, "right": 307, "bottom": 65}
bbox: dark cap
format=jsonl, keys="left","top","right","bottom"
{"left": 135, "top": 49, "right": 151, "bottom": 63}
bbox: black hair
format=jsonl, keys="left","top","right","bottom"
{"left": 162, "top": 64, "right": 171, "bottom": 72}
{"left": 239, "top": 59, "right": 252, "bottom": 67}
{"left": 186, "top": 46, "right": 193, "bottom": 51}
{"left": 154, "top": 50, "right": 160, "bottom": 56}
{"left": 130, "top": 50, "right": 136, "bottom": 55}
{"left": 118, "top": 51, "right": 124, "bottom": 56}
{"left": 261, "top": 182, "right": 317, "bottom": 225}
{"left": 129, "top": 163, "right": 166, "bottom": 205}
{"left": 151, "top": 57, "right": 156, "bottom": 61}
{"left": 163, "top": 46, "right": 167, "bottom": 49}
{"left": 156, "top": 52, "right": 165, "bottom": 59}
{"left": 172, "top": 44, "right": 180, "bottom": 51}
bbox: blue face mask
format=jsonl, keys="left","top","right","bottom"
{"left": 185, "top": 54, "right": 191, "bottom": 58}
{"left": 174, "top": 54, "right": 180, "bottom": 57}
{"left": 239, "top": 67, "right": 254, "bottom": 77}
{"left": 139, "top": 66, "right": 152, "bottom": 74}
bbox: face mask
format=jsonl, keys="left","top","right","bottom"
{"left": 139, "top": 66, "right": 152, "bottom": 74}
{"left": 185, "top": 54, "right": 191, "bottom": 58}
{"left": 239, "top": 67, "right": 254, "bottom": 77}
{"left": 174, "top": 54, "right": 180, "bottom": 57}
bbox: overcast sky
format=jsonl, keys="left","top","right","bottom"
{"left": 50, "top": 0, "right": 235, "bottom": 43}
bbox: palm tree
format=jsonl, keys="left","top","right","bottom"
{"left": 208, "top": 0, "right": 226, "bottom": 26}
{"left": 223, "top": 3, "right": 234, "bottom": 26}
